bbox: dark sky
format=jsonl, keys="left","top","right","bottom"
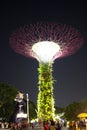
{"left": 0, "top": 1, "right": 87, "bottom": 107}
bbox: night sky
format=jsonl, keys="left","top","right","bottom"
{"left": 0, "top": 1, "right": 87, "bottom": 107}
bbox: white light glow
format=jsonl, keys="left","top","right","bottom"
{"left": 32, "top": 41, "right": 60, "bottom": 63}
{"left": 17, "top": 112, "right": 27, "bottom": 118}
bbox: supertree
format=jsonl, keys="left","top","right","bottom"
{"left": 9, "top": 22, "right": 84, "bottom": 121}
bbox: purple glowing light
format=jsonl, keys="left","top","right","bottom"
{"left": 9, "top": 22, "right": 84, "bottom": 62}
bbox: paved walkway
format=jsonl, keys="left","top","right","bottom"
{"left": 0, "top": 129, "right": 10, "bottom": 130}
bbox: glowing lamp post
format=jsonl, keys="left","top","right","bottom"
{"left": 26, "top": 93, "right": 29, "bottom": 123}
{"left": 9, "top": 22, "right": 84, "bottom": 121}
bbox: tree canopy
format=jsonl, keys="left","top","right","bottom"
{"left": 64, "top": 100, "right": 87, "bottom": 121}
{"left": 0, "top": 82, "right": 18, "bottom": 121}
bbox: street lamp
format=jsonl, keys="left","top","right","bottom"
{"left": 26, "top": 93, "right": 29, "bottom": 123}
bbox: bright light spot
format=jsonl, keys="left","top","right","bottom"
{"left": 32, "top": 41, "right": 60, "bottom": 63}
{"left": 17, "top": 112, "right": 27, "bottom": 118}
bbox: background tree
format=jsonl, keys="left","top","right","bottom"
{"left": 79, "top": 100, "right": 87, "bottom": 113}
{"left": 29, "top": 101, "right": 37, "bottom": 120}
{"left": 55, "top": 106, "right": 64, "bottom": 114}
{"left": 0, "top": 82, "right": 18, "bottom": 121}
{"left": 64, "top": 100, "right": 87, "bottom": 121}
{"left": 64, "top": 102, "right": 81, "bottom": 121}
{"left": 23, "top": 95, "right": 37, "bottom": 121}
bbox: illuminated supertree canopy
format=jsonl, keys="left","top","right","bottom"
{"left": 9, "top": 22, "right": 84, "bottom": 121}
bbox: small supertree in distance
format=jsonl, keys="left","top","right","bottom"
{"left": 9, "top": 22, "right": 84, "bottom": 121}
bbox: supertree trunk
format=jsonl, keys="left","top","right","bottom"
{"left": 37, "top": 63, "right": 55, "bottom": 121}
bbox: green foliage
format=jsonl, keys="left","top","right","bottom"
{"left": 64, "top": 102, "right": 80, "bottom": 120}
{"left": 55, "top": 106, "right": 64, "bottom": 114}
{"left": 37, "top": 63, "right": 55, "bottom": 121}
{"left": 79, "top": 100, "right": 87, "bottom": 112}
{"left": 0, "top": 82, "right": 18, "bottom": 121}
{"left": 64, "top": 100, "right": 87, "bottom": 121}
{"left": 29, "top": 101, "right": 37, "bottom": 120}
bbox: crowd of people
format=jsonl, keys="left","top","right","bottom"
{"left": 0, "top": 118, "right": 71, "bottom": 130}
{"left": 0, "top": 118, "right": 87, "bottom": 130}
{"left": 0, "top": 118, "right": 67, "bottom": 130}
{"left": 14, "top": 118, "right": 68, "bottom": 130}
